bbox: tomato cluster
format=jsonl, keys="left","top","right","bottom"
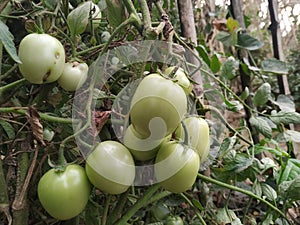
{"left": 18, "top": 33, "right": 88, "bottom": 91}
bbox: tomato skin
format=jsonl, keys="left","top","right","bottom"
{"left": 165, "top": 216, "right": 184, "bottom": 225}
{"left": 85, "top": 141, "right": 135, "bottom": 194}
{"left": 18, "top": 33, "right": 65, "bottom": 84}
{"left": 151, "top": 204, "right": 170, "bottom": 221}
{"left": 164, "top": 66, "right": 193, "bottom": 94}
{"left": 155, "top": 141, "right": 200, "bottom": 193}
{"left": 175, "top": 116, "right": 210, "bottom": 162}
{"left": 37, "top": 164, "right": 91, "bottom": 220}
{"left": 58, "top": 62, "right": 89, "bottom": 91}
{"left": 123, "top": 124, "right": 170, "bottom": 161}
{"left": 130, "top": 74, "right": 187, "bottom": 138}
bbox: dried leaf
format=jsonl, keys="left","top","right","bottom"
{"left": 26, "top": 107, "right": 45, "bottom": 146}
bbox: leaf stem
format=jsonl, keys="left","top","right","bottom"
{"left": 197, "top": 173, "right": 288, "bottom": 220}
{"left": 0, "top": 107, "right": 76, "bottom": 124}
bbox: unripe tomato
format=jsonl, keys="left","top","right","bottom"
{"left": 155, "top": 141, "right": 200, "bottom": 193}
{"left": 164, "top": 66, "right": 193, "bottom": 94}
{"left": 58, "top": 61, "right": 89, "bottom": 91}
{"left": 130, "top": 74, "right": 187, "bottom": 138}
{"left": 123, "top": 124, "right": 162, "bottom": 161}
{"left": 18, "top": 33, "right": 65, "bottom": 84}
{"left": 175, "top": 116, "right": 210, "bottom": 162}
{"left": 85, "top": 141, "right": 135, "bottom": 194}
{"left": 151, "top": 204, "right": 170, "bottom": 221}
{"left": 165, "top": 216, "right": 184, "bottom": 225}
{"left": 37, "top": 165, "right": 91, "bottom": 220}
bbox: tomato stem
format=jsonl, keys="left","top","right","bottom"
{"left": 102, "top": 194, "right": 112, "bottom": 225}
{"left": 181, "top": 121, "right": 190, "bottom": 146}
{"left": 115, "top": 184, "right": 160, "bottom": 224}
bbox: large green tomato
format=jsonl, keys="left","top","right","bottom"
{"left": 175, "top": 116, "right": 210, "bottom": 162}
{"left": 165, "top": 216, "right": 184, "bottom": 225}
{"left": 130, "top": 74, "right": 187, "bottom": 139}
{"left": 164, "top": 66, "right": 193, "bottom": 94}
{"left": 37, "top": 165, "right": 91, "bottom": 220}
{"left": 123, "top": 124, "right": 171, "bottom": 161}
{"left": 18, "top": 33, "right": 65, "bottom": 84}
{"left": 85, "top": 141, "right": 135, "bottom": 194}
{"left": 155, "top": 141, "right": 200, "bottom": 193}
{"left": 58, "top": 62, "right": 89, "bottom": 91}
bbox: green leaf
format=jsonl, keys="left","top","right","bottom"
{"left": 106, "top": 0, "right": 126, "bottom": 28}
{"left": 282, "top": 130, "right": 300, "bottom": 142}
{"left": 220, "top": 57, "right": 237, "bottom": 80}
{"left": 279, "top": 176, "right": 300, "bottom": 200}
{"left": 261, "top": 183, "right": 277, "bottom": 202}
{"left": 278, "top": 159, "right": 300, "bottom": 183}
{"left": 0, "top": 20, "right": 21, "bottom": 63}
{"left": 0, "top": 120, "right": 15, "bottom": 139}
{"left": 270, "top": 111, "right": 300, "bottom": 125}
{"left": 249, "top": 116, "right": 272, "bottom": 138}
{"left": 236, "top": 33, "right": 263, "bottom": 50}
{"left": 216, "top": 31, "right": 235, "bottom": 47}
{"left": 261, "top": 58, "right": 288, "bottom": 74}
{"left": 253, "top": 83, "right": 271, "bottom": 107}
{"left": 42, "top": 0, "right": 59, "bottom": 10}
{"left": 191, "top": 199, "right": 204, "bottom": 211}
{"left": 67, "top": 2, "right": 91, "bottom": 38}
{"left": 196, "top": 45, "right": 210, "bottom": 66}
{"left": 240, "top": 87, "right": 249, "bottom": 100}
{"left": 219, "top": 136, "right": 237, "bottom": 159}
{"left": 210, "top": 54, "right": 221, "bottom": 73}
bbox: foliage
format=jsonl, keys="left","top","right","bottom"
{"left": 0, "top": 1, "right": 299, "bottom": 225}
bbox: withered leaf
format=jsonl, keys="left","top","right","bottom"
{"left": 26, "top": 106, "right": 45, "bottom": 146}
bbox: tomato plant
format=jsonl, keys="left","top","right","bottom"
{"left": 37, "top": 164, "right": 91, "bottom": 220}
{"left": 175, "top": 116, "right": 210, "bottom": 162}
{"left": 58, "top": 61, "right": 89, "bottom": 91}
{"left": 154, "top": 141, "right": 200, "bottom": 193}
{"left": 130, "top": 73, "right": 187, "bottom": 138}
{"left": 85, "top": 141, "right": 135, "bottom": 194}
{"left": 18, "top": 33, "right": 65, "bottom": 84}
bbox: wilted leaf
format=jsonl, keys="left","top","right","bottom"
{"left": 237, "top": 33, "right": 263, "bottom": 50}
{"left": 249, "top": 116, "right": 272, "bottom": 138}
{"left": 0, "top": 20, "right": 21, "bottom": 63}
{"left": 219, "top": 136, "right": 237, "bottom": 159}
{"left": 26, "top": 107, "right": 45, "bottom": 146}
{"left": 253, "top": 83, "right": 271, "bottom": 107}
{"left": 261, "top": 58, "right": 288, "bottom": 74}
{"left": 226, "top": 17, "right": 239, "bottom": 33}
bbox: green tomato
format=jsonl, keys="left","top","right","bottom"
{"left": 164, "top": 66, "right": 193, "bottom": 94}
{"left": 175, "top": 116, "right": 210, "bottom": 163}
{"left": 58, "top": 61, "right": 89, "bottom": 91}
{"left": 151, "top": 204, "right": 170, "bottom": 221}
{"left": 123, "top": 124, "right": 163, "bottom": 161}
{"left": 130, "top": 74, "right": 187, "bottom": 139}
{"left": 18, "top": 33, "right": 65, "bottom": 84}
{"left": 165, "top": 216, "right": 184, "bottom": 225}
{"left": 37, "top": 164, "right": 91, "bottom": 220}
{"left": 85, "top": 2, "right": 102, "bottom": 32}
{"left": 85, "top": 141, "right": 135, "bottom": 194}
{"left": 155, "top": 141, "right": 200, "bottom": 193}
